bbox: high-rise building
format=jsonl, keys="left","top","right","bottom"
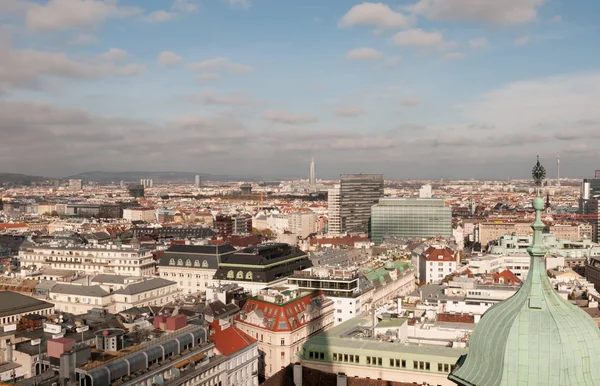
{"left": 579, "top": 171, "right": 600, "bottom": 242}
{"left": 194, "top": 174, "right": 201, "bottom": 188}
{"left": 370, "top": 198, "right": 452, "bottom": 244}
{"left": 308, "top": 158, "right": 316, "bottom": 187}
{"left": 327, "top": 184, "right": 341, "bottom": 234}
{"left": 339, "top": 174, "right": 384, "bottom": 234}
{"left": 140, "top": 179, "right": 153, "bottom": 188}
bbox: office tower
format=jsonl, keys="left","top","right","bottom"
{"left": 194, "top": 174, "right": 201, "bottom": 188}
{"left": 556, "top": 152, "right": 561, "bottom": 187}
{"left": 128, "top": 184, "right": 145, "bottom": 198}
{"left": 580, "top": 170, "right": 600, "bottom": 242}
{"left": 309, "top": 158, "right": 316, "bottom": 187}
{"left": 140, "top": 179, "right": 153, "bottom": 188}
{"left": 120, "top": 180, "right": 125, "bottom": 189}
{"left": 327, "top": 185, "right": 341, "bottom": 234}
{"left": 68, "top": 179, "right": 83, "bottom": 190}
{"left": 339, "top": 174, "right": 384, "bottom": 234}
{"left": 370, "top": 198, "right": 452, "bottom": 244}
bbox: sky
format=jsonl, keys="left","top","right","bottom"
{"left": 1, "top": 0, "right": 600, "bottom": 180}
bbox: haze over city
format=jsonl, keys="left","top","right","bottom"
{"left": 1, "top": 0, "right": 599, "bottom": 179}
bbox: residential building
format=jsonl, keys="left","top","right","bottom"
{"left": 213, "top": 243, "right": 313, "bottom": 294}
{"left": 300, "top": 317, "right": 466, "bottom": 386}
{"left": 48, "top": 277, "right": 179, "bottom": 314}
{"left": 327, "top": 185, "right": 341, "bottom": 235}
{"left": 419, "top": 246, "right": 459, "bottom": 284}
{"left": 363, "top": 261, "right": 416, "bottom": 307}
{"left": 19, "top": 242, "right": 156, "bottom": 277}
{"left": 339, "top": 174, "right": 384, "bottom": 234}
{"left": 216, "top": 215, "right": 252, "bottom": 237}
{"left": 309, "top": 158, "right": 316, "bottom": 187}
{"left": 68, "top": 179, "right": 83, "bottom": 190}
{"left": 0, "top": 291, "right": 54, "bottom": 326}
{"left": 289, "top": 211, "right": 317, "bottom": 239}
{"left": 158, "top": 244, "right": 237, "bottom": 294}
{"left": 195, "top": 174, "right": 201, "bottom": 188}
{"left": 371, "top": 198, "right": 452, "bottom": 244}
{"left": 235, "top": 288, "right": 334, "bottom": 378}
{"left": 212, "top": 326, "right": 259, "bottom": 386}
{"left": 122, "top": 207, "right": 155, "bottom": 223}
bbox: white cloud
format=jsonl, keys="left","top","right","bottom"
{"left": 469, "top": 37, "right": 488, "bottom": 48}
{"left": 392, "top": 29, "right": 453, "bottom": 50}
{"left": 158, "top": 51, "right": 181, "bottom": 67}
{"left": 262, "top": 110, "right": 317, "bottom": 125}
{"left": 172, "top": 0, "right": 198, "bottom": 13}
{"left": 443, "top": 52, "right": 464, "bottom": 60}
{"left": 99, "top": 48, "right": 128, "bottom": 61}
{"left": 197, "top": 73, "right": 221, "bottom": 81}
{"left": 25, "top": 0, "right": 142, "bottom": 31}
{"left": 188, "top": 90, "right": 258, "bottom": 106}
{"left": 383, "top": 56, "right": 402, "bottom": 66}
{"left": 514, "top": 36, "right": 531, "bottom": 46}
{"left": 189, "top": 57, "right": 253, "bottom": 74}
{"left": 462, "top": 72, "right": 600, "bottom": 131}
{"left": 143, "top": 10, "right": 177, "bottom": 23}
{"left": 339, "top": 2, "right": 413, "bottom": 29}
{"left": 0, "top": 37, "right": 144, "bottom": 91}
{"left": 346, "top": 47, "right": 383, "bottom": 60}
{"left": 398, "top": 98, "right": 421, "bottom": 106}
{"left": 115, "top": 63, "right": 146, "bottom": 76}
{"left": 409, "top": 0, "right": 546, "bottom": 25}
{"left": 550, "top": 15, "right": 562, "bottom": 23}
{"left": 68, "top": 34, "right": 98, "bottom": 45}
{"left": 226, "top": 0, "right": 250, "bottom": 9}
{"left": 334, "top": 107, "right": 365, "bottom": 117}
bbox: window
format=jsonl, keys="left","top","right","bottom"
{"left": 419, "top": 361, "right": 424, "bottom": 370}
{"left": 367, "top": 356, "right": 371, "bottom": 365}
{"left": 202, "top": 260, "right": 209, "bottom": 268}
{"left": 319, "top": 353, "right": 324, "bottom": 360}
{"left": 389, "top": 359, "right": 394, "bottom": 366}
{"left": 169, "top": 258, "right": 175, "bottom": 265}
{"left": 444, "top": 364, "right": 449, "bottom": 372}
{"left": 185, "top": 259, "right": 192, "bottom": 267}
{"left": 438, "top": 364, "right": 443, "bottom": 372}
{"left": 236, "top": 271, "right": 244, "bottom": 279}
{"left": 245, "top": 272, "right": 253, "bottom": 280}
{"left": 177, "top": 259, "right": 183, "bottom": 266}
{"left": 227, "top": 270, "right": 234, "bottom": 279}
{"left": 355, "top": 355, "right": 359, "bottom": 363}
{"left": 280, "top": 339, "right": 285, "bottom": 346}
{"left": 413, "top": 361, "right": 418, "bottom": 369}
{"left": 426, "top": 362, "right": 430, "bottom": 371}
{"left": 333, "top": 353, "right": 338, "bottom": 361}
{"left": 378, "top": 357, "right": 382, "bottom": 366}
{"left": 349, "top": 355, "right": 354, "bottom": 363}
{"left": 402, "top": 360, "right": 406, "bottom": 368}
{"left": 309, "top": 352, "right": 313, "bottom": 359}
{"left": 344, "top": 354, "right": 348, "bottom": 362}
{"left": 194, "top": 260, "right": 201, "bottom": 267}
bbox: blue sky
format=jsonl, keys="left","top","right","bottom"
{"left": 1, "top": 0, "right": 600, "bottom": 179}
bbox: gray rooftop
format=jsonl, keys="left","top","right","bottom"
{"left": 50, "top": 284, "right": 109, "bottom": 297}
{"left": 0, "top": 291, "right": 54, "bottom": 318}
{"left": 114, "top": 278, "right": 176, "bottom": 295}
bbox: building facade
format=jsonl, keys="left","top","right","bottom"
{"left": 339, "top": 174, "right": 384, "bottom": 234}
{"left": 235, "top": 288, "right": 334, "bottom": 378}
{"left": 419, "top": 247, "right": 459, "bottom": 284}
{"left": 327, "top": 185, "right": 341, "bottom": 235}
{"left": 371, "top": 198, "right": 452, "bottom": 244}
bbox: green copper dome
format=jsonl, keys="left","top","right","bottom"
{"left": 449, "top": 196, "right": 600, "bottom": 386}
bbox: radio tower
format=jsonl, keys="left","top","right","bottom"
{"left": 557, "top": 152, "right": 561, "bottom": 187}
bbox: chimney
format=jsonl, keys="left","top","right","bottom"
{"left": 337, "top": 373, "right": 347, "bottom": 386}
{"left": 293, "top": 362, "right": 302, "bottom": 386}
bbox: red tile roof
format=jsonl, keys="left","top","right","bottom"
{"left": 238, "top": 291, "right": 325, "bottom": 332}
{"left": 421, "top": 246, "right": 457, "bottom": 262}
{"left": 211, "top": 326, "right": 256, "bottom": 356}
{"left": 0, "top": 223, "right": 28, "bottom": 229}
{"left": 492, "top": 269, "right": 521, "bottom": 284}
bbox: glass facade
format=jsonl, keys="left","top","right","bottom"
{"left": 371, "top": 198, "right": 452, "bottom": 244}
{"left": 339, "top": 174, "right": 384, "bottom": 233}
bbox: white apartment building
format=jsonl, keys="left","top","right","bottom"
{"left": 266, "top": 215, "right": 289, "bottom": 235}
{"left": 19, "top": 243, "right": 156, "bottom": 277}
{"left": 289, "top": 211, "right": 318, "bottom": 239}
{"left": 468, "top": 253, "right": 564, "bottom": 279}
{"left": 235, "top": 288, "right": 334, "bottom": 378}
{"left": 49, "top": 277, "right": 179, "bottom": 314}
{"left": 419, "top": 247, "right": 459, "bottom": 284}
{"left": 212, "top": 326, "right": 260, "bottom": 386}
{"left": 122, "top": 207, "right": 155, "bottom": 223}
{"left": 327, "top": 185, "right": 341, "bottom": 235}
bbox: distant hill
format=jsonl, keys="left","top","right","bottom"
{"left": 0, "top": 173, "right": 46, "bottom": 185}
{"left": 65, "top": 171, "right": 259, "bottom": 183}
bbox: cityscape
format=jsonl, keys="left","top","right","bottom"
{"left": 2, "top": 1, "right": 600, "bottom": 386}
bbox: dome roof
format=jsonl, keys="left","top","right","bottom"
{"left": 449, "top": 197, "right": 600, "bottom": 386}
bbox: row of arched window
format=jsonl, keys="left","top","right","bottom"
{"left": 168, "top": 258, "right": 209, "bottom": 268}
{"left": 226, "top": 270, "right": 253, "bottom": 280}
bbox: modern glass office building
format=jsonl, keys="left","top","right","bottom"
{"left": 371, "top": 198, "right": 452, "bottom": 244}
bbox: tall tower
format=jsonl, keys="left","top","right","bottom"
{"left": 339, "top": 174, "right": 384, "bottom": 234}
{"left": 308, "top": 158, "right": 316, "bottom": 187}
{"left": 557, "top": 152, "right": 561, "bottom": 187}
{"left": 194, "top": 175, "right": 201, "bottom": 188}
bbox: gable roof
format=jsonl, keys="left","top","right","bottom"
{"left": 211, "top": 326, "right": 256, "bottom": 356}
{"left": 165, "top": 244, "right": 236, "bottom": 255}
{"left": 421, "top": 246, "right": 457, "bottom": 262}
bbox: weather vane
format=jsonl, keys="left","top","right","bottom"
{"left": 532, "top": 154, "right": 546, "bottom": 188}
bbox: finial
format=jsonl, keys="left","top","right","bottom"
{"left": 532, "top": 155, "right": 546, "bottom": 189}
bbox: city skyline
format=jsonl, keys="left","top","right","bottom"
{"left": 1, "top": 0, "right": 599, "bottom": 179}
